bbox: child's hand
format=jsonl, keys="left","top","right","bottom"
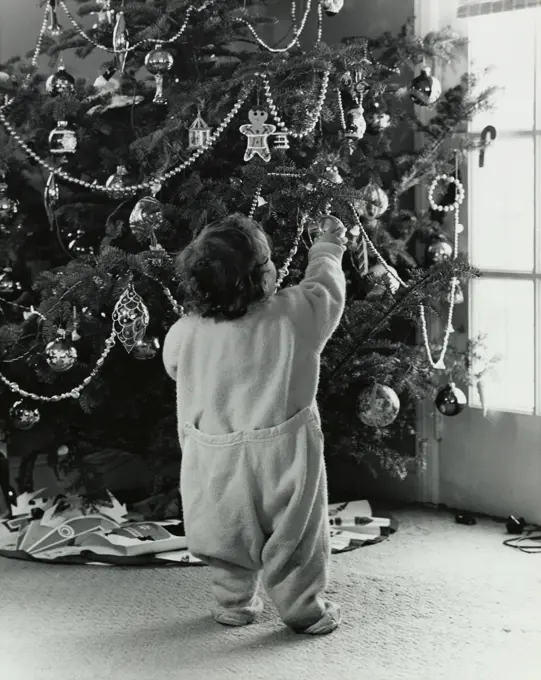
{"left": 316, "top": 215, "right": 348, "bottom": 248}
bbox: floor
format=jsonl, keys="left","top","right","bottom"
{"left": 1, "top": 506, "right": 540, "bottom": 680}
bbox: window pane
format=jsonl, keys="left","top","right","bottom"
{"left": 467, "top": 10, "right": 536, "bottom": 133}
{"left": 469, "top": 278, "right": 535, "bottom": 413}
{"left": 469, "top": 136, "right": 534, "bottom": 272}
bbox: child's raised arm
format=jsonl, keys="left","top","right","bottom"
{"left": 281, "top": 217, "right": 347, "bottom": 351}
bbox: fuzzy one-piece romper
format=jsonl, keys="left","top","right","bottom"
{"left": 163, "top": 240, "right": 346, "bottom": 633}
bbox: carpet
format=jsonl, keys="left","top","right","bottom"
{"left": 1, "top": 506, "right": 540, "bottom": 680}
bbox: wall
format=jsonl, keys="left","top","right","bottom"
{"left": 270, "top": 0, "right": 414, "bottom": 44}
{"left": 0, "top": 0, "right": 103, "bottom": 78}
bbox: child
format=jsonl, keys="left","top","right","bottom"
{"left": 163, "top": 213, "right": 347, "bottom": 635}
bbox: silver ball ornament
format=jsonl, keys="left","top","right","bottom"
{"left": 357, "top": 384, "right": 400, "bottom": 428}
{"left": 45, "top": 334, "right": 78, "bottom": 372}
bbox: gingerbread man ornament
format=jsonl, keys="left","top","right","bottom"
{"left": 239, "top": 108, "right": 276, "bottom": 162}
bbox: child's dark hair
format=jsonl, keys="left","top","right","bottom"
{"left": 175, "top": 213, "right": 273, "bottom": 320}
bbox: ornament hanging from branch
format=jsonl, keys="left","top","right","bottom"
{"left": 10, "top": 400, "right": 40, "bottom": 430}
{"left": 425, "top": 237, "right": 452, "bottom": 266}
{"left": 322, "top": 165, "right": 343, "bottom": 184}
{"left": 48, "top": 121, "right": 78, "bottom": 161}
{"left": 91, "top": 0, "right": 115, "bottom": 29}
{"left": 366, "top": 263, "right": 401, "bottom": 298}
{"left": 45, "top": 57, "right": 75, "bottom": 97}
{"left": 410, "top": 67, "right": 442, "bottom": 107}
{"left": 46, "top": 0, "right": 62, "bottom": 37}
{"left": 354, "top": 181, "right": 389, "bottom": 223}
{"left": 112, "top": 12, "right": 129, "bottom": 73}
{"left": 345, "top": 105, "right": 367, "bottom": 142}
{"left": 188, "top": 110, "right": 212, "bottom": 149}
{"left": 145, "top": 43, "right": 174, "bottom": 105}
{"left": 321, "top": 0, "right": 344, "bottom": 16}
{"left": 44, "top": 172, "right": 60, "bottom": 213}
{"left": 365, "top": 98, "right": 391, "bottom": 134}
{"left": 45, "top": 329, "right": 78, "bottom": 372}
{"left": 112, "top": 284, "right": 150, "bottom": 353}
{"left": 435, "top": 382, "right": 467, "bottom": 417}
{"left": 0, "top": 267, "right": 22, "bottom": 296}
{"left": 129, "top": 183, "right": 164, "bottom": 241}
{"left": 87, "top": 67, "right": 144, "bottom": 115}
{"left": 105, "top": 165, "right": 129, "bottom": 197}
{"left": 131, "top": 336, "right": 161, "bottom": 360}
{"left": 239, "top": 108, "right": 276, "bottom": 162}
{"left": 357, "top": 383, "right": 400, "bottom": 428}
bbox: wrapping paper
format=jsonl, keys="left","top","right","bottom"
{"left": 0, "top": 492, "right": 396, "bottom": 566}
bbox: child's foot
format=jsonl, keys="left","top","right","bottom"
{"left": 296, "top": 601, "right": 341, "bottom": 635}
{"left": 212, "top": 596, "right": 264, "bottom": 627}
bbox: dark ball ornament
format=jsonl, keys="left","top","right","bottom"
{"left": 410, "top": 67, "right": 442, "bottom": 107}
{"left": 435, "top": 382, "right": 467, "bottom": 417}
{"left": 45, "top": 66, "right": 76, "bottom": 97}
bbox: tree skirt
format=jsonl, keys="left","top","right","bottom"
{"left": 0, "top": 492, "right": 397, "bottom": 567}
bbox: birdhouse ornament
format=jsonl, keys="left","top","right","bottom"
{"left": 188, "top": 111, "right": 212, "bottom": 150}
{"left": 239, "top": 108, "right": 276, "bottom": 162}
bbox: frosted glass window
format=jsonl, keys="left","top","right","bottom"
{"left": 469, "top": 278, "right": 535, "bottom": 413}
{"left": 467, "top": 10, "right": 536, "bottom": 133}
{"left": 469, "top": 136, "right": 535, "bottom": 272}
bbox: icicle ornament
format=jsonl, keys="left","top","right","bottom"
{"left": 112, "top": 12, "right": 129, "bottom": 73}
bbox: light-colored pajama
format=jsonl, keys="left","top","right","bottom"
{"left": 163, "top": 240, "right": 346, "bottom": 631}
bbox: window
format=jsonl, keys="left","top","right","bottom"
{"left": 465, "top": 7, "right": 541, "bottom": 413}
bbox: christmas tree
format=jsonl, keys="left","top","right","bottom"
{"left": 0, "top": 0, "right": 496, "bottom": 514}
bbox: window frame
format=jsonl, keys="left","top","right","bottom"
{"left": 465, "top": 8, "right": 541, "bottom": 415}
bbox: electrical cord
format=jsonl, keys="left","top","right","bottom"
{"left": 503, "top": 526, "right": 541, "bottom": 554}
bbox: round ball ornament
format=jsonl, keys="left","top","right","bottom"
{"left": 129, "top": 196, "right": 164, "bottom": 239}
{"left": 131, "top": 335, "right": 160, "bottom": 360}
{"left": 358, "top": 384, "right": 400, "bottom": 428}
{"left": 145, "top": 45, "right": 174, "bottom": 75}
{"left": 367, "top": 263, "right": 400, "bottom": 297}
{"left": 45, "top": 331, "right": 78, "bottom": 372}
{"left": 435, "top": 382, "right": 467, "bottom": 417}
{"left": 354, "top": 182, "right": 389, "bottom": 222}
{"left": 410, "top": 67, "right": 442, "bottom": 107}
{"left": 46, "top": 66, "right": 75, "bottom": 97}
{"left": 10, "top": 400, "right": 41, "bottom": 430}
{"left": 426, "top": 238, "right": 452, "bottom": 265}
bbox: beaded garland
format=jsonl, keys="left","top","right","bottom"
{"left": 419, "top": 174, "right": 465, "bottom": 369}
